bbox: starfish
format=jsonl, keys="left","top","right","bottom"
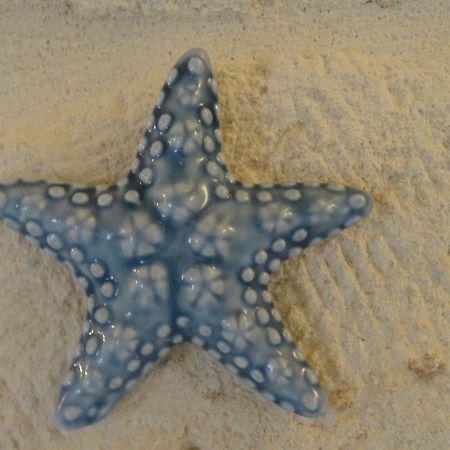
{"left": 0, "top": 49, "right": 372, "bottom": 429}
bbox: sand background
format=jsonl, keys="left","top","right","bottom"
{"left": 1, "top": 1, "right": 449, "bottom": 449}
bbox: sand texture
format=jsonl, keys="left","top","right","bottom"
{"left": 1, "top": 1, "right": 449, "bottom": 449}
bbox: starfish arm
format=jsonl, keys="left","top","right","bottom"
{"left": 0, "top": 180, "right": 104, "bottom": 254}
{"left": 130, "top": 48, "right": 228, "bottom": 226}
{"left": 55, "top": 305, "right": 175, "bottom": 429}
{"left": 244, "top": 181, "right": 373, "bottom": 261}
{"left": 181, "top": 293, "right": 327, "bottom": 416}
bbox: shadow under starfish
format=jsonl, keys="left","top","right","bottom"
{"left": 0, "top": 48, "right": 373, "bottom": 429}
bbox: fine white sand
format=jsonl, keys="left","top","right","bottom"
{"left": 1, "top": 1, "right": 449, "bottom": 449}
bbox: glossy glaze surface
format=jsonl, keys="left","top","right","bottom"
{"left": 0, "top": 49, "right": 373, "bottom": 429}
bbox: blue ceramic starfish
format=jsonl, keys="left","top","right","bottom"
{"left": 0, "top": 49, "right": 372, "bottom": 428}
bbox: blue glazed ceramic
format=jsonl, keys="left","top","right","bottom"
{"left": 0, "top": 49, "right": 372, "bottom": 428}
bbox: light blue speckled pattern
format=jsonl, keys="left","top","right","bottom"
{"left": 0, "top": 49, "right": 373, "bottom": 429}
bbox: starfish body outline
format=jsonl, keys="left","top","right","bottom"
{"left": 0, "top": 49, "right": 372, "bottom": 428}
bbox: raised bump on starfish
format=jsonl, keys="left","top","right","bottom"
{"left": 0, "top": 48, "right": 373, "bottom": 429}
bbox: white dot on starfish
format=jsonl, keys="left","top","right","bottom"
{"left": 137, "top": 137, "right": 147, "bottom": 153}
{"left": 72, "top": 192, "right": 89, "bottom": 205}
{"left": 292, "top": 228, "right": 307, "bottom": 242}
{"left": 216, "top": 152, "right": 226, "bottom": 166}
{"left": 209, "top": 77, "right": 218, "bottom": 95}
{"left": 235, "top": 190, "right": 250, "bottom": 202}
{"left": 109, "top": 377, "right": 123, "bottom": 390}
{"left": 48, "top": 185, "right": 66, "bottom": 199}
{"left": 327, "top": 183, "right": 345, "bottom": 192}
{"left": 258, "top": 272, "right": 270, "bottom": 285}
{"left": 201, "top": 107, "right": 213, "bottom": 125}
{"left": 241, "top": 267, "right": 255, "bottom": 283}
{"left": 124, "top": 190, "right": 140, "bottom": 204}
{"left": 289, "top": 247, "right": 303, "bottom": 257}
{"left": 156, "top": 91, "right": 165, "bottom": 107}
{"left": 269, "top": 258, "right": 281, "bottom": 272}
{"left": 82, "top": 320, "right": 92, "bottom": 334}
{"left": 226, "top": 363, "right": 238, "bottom": 375}
{"left": 176, "top": 316, "right": 189, "bottom": 328}
{"left": 130, "top": 158, "right": 140, "bottom": 173}
{"left": 94, "top": 307, "right": 109, "bottom": 324}
{"left": 87, "top": 296, "right": 95, "bottom": 312}
{"left": 46, "top": 233, "right": 63, "bottom": 250}
{"left": 87, "top": 407, "right": 98, "bottom": 418}
{"left": 101, "top": 282, "right": 115, "bottom": 298}
{"left": 158, "top": 113, "right": 172, "bottom": 131}
{"left": 217, "top": 341, "right": 230, "bottom": 353}
{"left": 199, "top": 324, "right": 212, "bottom": 337}
{"left": 302, "top": 390, "right": 320, "bottom": 411}
{"left": 293, "top": 349, "right": 306, "bottom": 362}
{"left": 150, "top": 140, "right": 163, "bottom": 157}
{"left": 283, "top": 329, "right": 293, "bottom": 342}
{"left": 215, "top": 128, "right": 222, "bottom": 144}
{"left": 348, "top": 193, "right": 367, "bottom": 209}
{"left": 172, "top": 334, "right": 183, "bottom": 344}
{"left": 90, "top": 262, "right": 105, "bottom": 278}
{"left": 267, "top": 328, "right": 281, "bottom": 345}
{"left": 138, "top": 168, "right": 153, "bottom": 184}
{"left": 257, "top": 191, "right": 272, "bottom": 202}
{"left": 262, "top": 290, "right": 272, "bottom": 304}
{"left": 272, "top": 239, "right": 286, "bottom": 252}
{"left": 206, "top": 161, "right": 221, "bottom": 177}
{"left": 256, "top": 307, "right": 270, "bottom": 325}
{"left": 26, "top": 221, "right": 43, "bottom": 237}
{"left": 345, "top": 215, "right": 362, "bottom": 227}
{"left": 208, "top": 349, "right": 221, "bottom": 360}
{"left": 250, "top": 369, "right": 264, "bottom": 383}
{"left": 254, "top": 250, "right": 268, "bottom": 264}
{"left": 244, "top": 288, "right": 258, "bottom": 304}
{"left": 215, "top": 185, "right": 229, "bottom": 199}
{"left": 146, "top": 114, "right": 155, "bottom": 130}
{"left": 234, "top": 356, "right": 249, "bottom": 369}
{"left": 97, "top": 193, "right": 113, "bottom": 207}
{"left": 271, "top": 308, "right": 282, "bottom": 322}
{"left": 124, "top": 327, "right": 137, "bottom": 340}
{"left": 85, "top": 336, "right": 98, "bottom": 355}
{"left": 283, "top": 189, "right": 301, "bottom": 201}
{"left": 166, "top": 68, "right": 178, "bottom": 86}
{"left": 157, "top": 324, "right": 171, "bottom": 338}
{"left": 304, "top": 367, "right": 319, "bottom": 385}
{"left": 63, "top": 406, "right": 82, "bottom": 421}
{"left": 309, "top": 237, "right": 322, "bottom": 246}
{"left": 127, "top": 360, "right": 141, "bottom": 372}
{"left": 203, "top": 135, "right": 215, "bottom": 152}
{"left": 140, "top": 343, "right": 154, "bottom": 356}
{"left": 188, "top": 56, "right": 205, "bottom": 74}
